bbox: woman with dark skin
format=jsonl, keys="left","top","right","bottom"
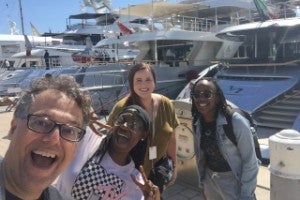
{"left": 56, "top": 105, "right": 160, "bottom": 200}
{"left": 191, "top": 77, "right": 259, "bottom": 200}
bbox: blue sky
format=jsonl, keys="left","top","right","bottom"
{"left": 0, "top": 0, "right": 165, "bottom": 35}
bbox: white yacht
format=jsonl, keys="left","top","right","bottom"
{"left": 173, "top": 2, "right": 300, "bottom": 185}
{"left": 88, "top": 0, "right": 257, "bottom": 109}
{"left": 1, "top": 0, "right": 257, "bottom": 115}
{"left": 44, "top": 11, "right": 146, "bottom": 66}
{"left": 95, "top": 0, "right": 256, "bottom": 67}
{"left": 0, "top": 34, "right": 62, "bottom": 68}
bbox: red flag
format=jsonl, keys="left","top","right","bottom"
{"left": 115, "top": 19, "right": 133, "bottom": 35}
{"left": 24, "top": 35, "right": 32, "bottom": 56}
{"left": 254, "top": 0, "right": 280, "bottom": 20}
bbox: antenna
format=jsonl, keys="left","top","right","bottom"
{"left": 8, "top": 20, "right": 20, "bottom": 35}
{"left": 18, "top": 0, "right": 25, "bottom": 34}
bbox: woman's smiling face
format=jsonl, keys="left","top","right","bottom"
{"left": 192, "top": 80, "right": 219, "bottom": 117}
{"left": 111, "top": 112, "right": 146, "bottom": 153}
{"left": 133, "top": 68, "right": 155, "bottom": 99}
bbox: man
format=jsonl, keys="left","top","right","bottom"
{"left": 4, "top": 59, "right": 10, "bottom": 68}
{"left": 44, "top": 50, "right": 50, "bottom": 70}
{"left": 0, "top": 75, "right": 91, "bottom": 199}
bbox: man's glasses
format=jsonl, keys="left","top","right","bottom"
{"left": 27, "top": 114, "right": 85, "bottom": 142}
{"left": 190, "top": 90, "right": 216, "bottom": 100}
{"left": 114, "top": 112, "right": 144, "bottom": 133}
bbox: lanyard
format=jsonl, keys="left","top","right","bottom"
{"left": 150, "top": 98, "right": 157, "bottom": 143}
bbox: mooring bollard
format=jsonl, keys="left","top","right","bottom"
{"left": 269, "top": 129, "right": 300, "bottom": 200}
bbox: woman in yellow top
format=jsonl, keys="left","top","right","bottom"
{"left": 107, "top": 62, "right": 179, "bottom": 193}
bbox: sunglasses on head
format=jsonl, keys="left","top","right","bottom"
{"left": 190, "top": 90, "right": 216, "bottom": 100}
{"left": 114, "top": 112, "right": 144, "bottom": 133}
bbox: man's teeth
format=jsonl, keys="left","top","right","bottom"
{"left": 199, "top": 103, "right": 207, "bottom": 107}
{"left": 33, "top": 150, "right": 56, "bottom": 158}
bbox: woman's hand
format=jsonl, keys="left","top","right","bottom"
{"left": 89, "top": 113, "right": 112, "bottom": 136}
{"left": 167, "top": 165, "right": 177, "bottom": 186}
{"left": 131, "top": 166, "right": 160, "bottom": 200}
{"left": 167, "top": 132, "right": 177, "bottom": 186}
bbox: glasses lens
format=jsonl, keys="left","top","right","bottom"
{"left": 115, "top": 113, "right": 143, "bottom": 133}
{"left": 28, "top": 115, "right": 55, "bottom": 134}
{"left": 27, "top": 114, "right": 85, "bottom": 142}
{"left": 203, "top": 91, "right": 214, "bottom": 98}
{"left": 60, "top": 125, "right": 85, "bottom": 142}
{"left": 191, "top": 90, "right": 215, "bottom": 99}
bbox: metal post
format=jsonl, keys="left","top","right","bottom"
{"left": 18, "top": 0, "right": 25, "bottom": 34}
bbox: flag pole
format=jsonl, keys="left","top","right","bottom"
{"left": 18, "top": 0, "right": 25, "bottom": 34}
{"left": 151, "top": 0, "right": 154, "bottom": 30}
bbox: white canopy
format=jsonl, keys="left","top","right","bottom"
{"left": 118, "top": 2, "right": 200, "bottom": 18}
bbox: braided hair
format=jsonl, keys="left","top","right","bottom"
{"left": 96, "top": 114, "right": 149, "bottom": 170}
{"left": 190, "top": 77, "right": 230, "bottom": 125}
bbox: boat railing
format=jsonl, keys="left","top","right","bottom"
{"left": 66, "top": 22, "right": 99, "bottom": 31}
{"left": 0, "top": 82, "right": 22, "bottom": 97}
{"left": 272, "top": 2, "right": 300, "bottom": 19}
{"left": 88, "top": 60, "right": 133, "bottom": 66}
{"left": 75, "top": 56, "right": 211, "bottom": 69}
{"left": 71, "top": 70, "right": 127, "bottom": 88}
{"left": 214, "top": 59, "right": 300, "bottom": 77}
{"left": 156, "top": 15, "right": 232, "bottom": 32}
{"left": 91, "top": 89, "right": 129, "bottom": 116}
{"left": 226, "top": 59, "right": 300, "bottom": 67}
{"left": 132, "top": 58, "right": 212, "bottom": 67}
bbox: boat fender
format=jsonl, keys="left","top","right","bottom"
{"left": 172, "top": 100, "right": 195, "bottom": 160}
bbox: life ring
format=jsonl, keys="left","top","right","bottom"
{"left": 172, "top": 100, "right": 195, "bottom": 160}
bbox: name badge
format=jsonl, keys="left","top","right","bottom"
{"left": 149, "top": 146, "right": 157, "bottom": 160}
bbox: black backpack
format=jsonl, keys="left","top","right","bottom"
{"left": 223, "top": 107, "right": 268, "bottom": 165}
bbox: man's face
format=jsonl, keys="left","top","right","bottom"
{"left": 5, "top": 89, "right": 84, "bottom": 193}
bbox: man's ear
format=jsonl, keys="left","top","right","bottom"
{"left": 6, "top": 118, "right": 17, "bottom": 140}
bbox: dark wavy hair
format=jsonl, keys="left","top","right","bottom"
{"left": 120, "top": 62, "right": 157, "bottom": 169}
{"left": 96, "top": 63, "right": 156, "bottom": 169}
{"left": 190, "top": 77, "right": 230, "bottom": 124}
{"left": 14, "top": 74, "right": 91, "bottom": 126}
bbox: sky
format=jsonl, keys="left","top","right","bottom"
{"left": 0, "top": 0, "right": 172, "bottom": 35}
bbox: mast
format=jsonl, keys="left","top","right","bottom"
{"left": 18, "top": 0, "right": 25, "bottom": 34}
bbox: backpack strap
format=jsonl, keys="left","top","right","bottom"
{"left": 223, "top": 108, "right": 264, "bottom": 163}
{"left": 223, "top": 109, "right": 237, "bottom": 146}
{"left": 223, "top": 107, "right": 255, "bottom": 146}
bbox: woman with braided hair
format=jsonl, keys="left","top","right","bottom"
{"left": 190, "top": 77, "right": 259, "bottom": 200}
{"left": 56, "top": 105, "right": 160, "bottom": 200}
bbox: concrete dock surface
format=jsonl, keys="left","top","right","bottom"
{"left": 0, "top": 107, "right": 271, "bottom": 199}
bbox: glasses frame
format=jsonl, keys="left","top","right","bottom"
{"left": 27, "top": 114, "right": 86, "bottom": 142}
{"left": 114, "top": 112, "right": 145, "bottom": 134}
{"left": 190, "top": 90, "right": 216, "bottom": 100}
